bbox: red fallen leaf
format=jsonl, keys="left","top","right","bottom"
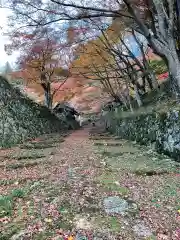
{"left": 174, "top": 229, "right": 180, "bottom": 239}
{"left": 63, "top": 235, "right": 69, "bottom": 240}
{"left": 81, "top": 169, "right": 91, "bottom": 175}
{"left": 158, "top": 72, "right": 168, "bottom": 80}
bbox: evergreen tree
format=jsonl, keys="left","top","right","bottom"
{"left": 4, "top": 61, "right": 12, "bottom": 75}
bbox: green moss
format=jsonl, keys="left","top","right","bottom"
{"left": 104, "top": 183, "right": 129, "bottom": 195}
{"left": 20, "top": 143, "right": 56, "bottom": 149}
{"left": 97, "top": 173, "right": 115, "bottom": 185}
{"left": 7, "top": 152, "right": 46, "bottom": 161}
{"left": 7, "top": 161, "right": 39, "bottom": 169}
{"left": 94, "top": 215, "right": 121, "bottom": 233}
{"left": 108, "top": 216, "right": 121, "bottom": 232}
{"left": 11, "top": 188, "right": 26, "bottom": 198}
{"left": 0, "top": 195, "right": 13, "bottom": 217}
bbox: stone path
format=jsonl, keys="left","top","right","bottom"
{"left": 0, "top": 126, "right": 180, "bottom": 239}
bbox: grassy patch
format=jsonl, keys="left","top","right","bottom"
{"left": 98, "top": 145, "right": 180, "bottom": 174}
{"left": 0, "top": 188, "right": 27, "bottom": 217}
{"left": 0, "top": 179, "right": 15, "bottom": 186}
{"left": 55, "top": 202, "right": 75, "bottom": 230}
{"left": 151, "top": 181, "right": 180, "bottom": 208}
{"left": 8, "top": 152, "right": 46, "bottom": 161}
{"left": 90, "top": 136, "right": 121, "bottom": 141}
{"left": 55, "top": 219, "right": 74, "bottom": 231}
{"left": 33, "top": 231, "right": 54, "bottom": 240}
{"left": 0, "top": 224, "right": 23, "bottom": 240}
{"left": 29, "top": 181, "right": 43, "bottom": 191}
{"left": 100, "top": 150, "right": 124, "bottom": 157}
{"left": 94, "top": 215, "right": 121, "bottom": 233}
{"left": 104, "top": 183, "right": 129, "bottom": 195}
{"left": 93, "top": 142, "right": 108, "bottom": 146}
{"left": 0, "top": 195, "right": 13, "bottom": 217}
{"left": 97, "top": 173, "right": 129, "bottom": 196}
{"left": 94, "top": 142, "right": 122, "bottom": 147}
{"left": 108, "top": 216, "right": 121, "bottom": 232}
{"left": 97, "top": 173, "right": 116, "bottom": 185}
{"left": 134, "top": 169, "right": 169, "bottom": 176}
{"left": 6, "top": 161, "right": 39, "bottom": 169}
{"left": 38, "top": 138, "right": 64, "bottom": 145}
{"left": 20, "top": 143, "right": 56, "bottom": 150}
{"left": 11, "top": 188, "right": 26, "bottom": 198}
{"left": 144, "top": 237, "right": 156, "bottom": 240}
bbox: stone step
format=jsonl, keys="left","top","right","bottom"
{"left": 93, "top": 142, "right": 123, "bottom": 147}
{"left": 89, "top": 136, "right": 121, "bottom": 141}
{"left": 89, "top": 133, "right": 110, "bottom": 137}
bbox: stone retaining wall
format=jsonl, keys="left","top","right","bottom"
{"left": 0, "top": 76, "right": 78, "bottom": 148}
{"left": 104, "top": 109, "right": 180, "bottom": 161}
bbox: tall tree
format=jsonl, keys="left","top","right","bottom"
{"left": 5, "top": 0, "right": 180, "bottom": 93}
{"left": 14, "top": 30, "right": 70, "bottom": 109}
{"left": 71, "top": 17, "right": 160, "bottom": 108}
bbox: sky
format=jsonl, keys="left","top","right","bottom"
{"left": 125, "top": 35, "right": 142, "bottom": 58}
{"left": 0, "top": 4, "right": 144, "bottom": 70}
{"left": 0, "top": 8, "right": 19, "bottom": 68}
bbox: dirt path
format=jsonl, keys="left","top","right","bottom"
{"left": 0, "top": 127, "right": 180, "bottom": 239}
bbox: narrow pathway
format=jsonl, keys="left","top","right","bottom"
{"left": 0, "top": 127, "right": 180, "bottom": 239}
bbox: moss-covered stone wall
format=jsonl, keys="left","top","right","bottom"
{"left": 104, "top": 109, "right": 180, "bottom": 161}
{"left": 0, "top": 76, "right": 78, "bottom": 148}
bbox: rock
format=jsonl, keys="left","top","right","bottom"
{"left": 132, "top": 220, "right": 152, "bottom": 237}
{"left": 53, "top": 102, "right": 80, "bottom": 129}
{"left": 74, "top": 215, "right": 92, "bottom": 230}
{"left": 68, "top": 167, "right": 77, "bottom": 179}
{"left": 103, "top": 196, "right": 129, "bottom": 215}
{"left": 126, "top": 200, "right": 139, "bottom": 214}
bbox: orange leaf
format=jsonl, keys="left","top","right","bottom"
{"left": 68, "top": 236, "right": 74, "bottom": 240}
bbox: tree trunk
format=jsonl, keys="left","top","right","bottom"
{"left": 149, "top": 40, "right": 180, "bottom": 95}
{"left": 148, "top": 72, "right": 158, "bottom": 89}
{"left": 126, "top": 90, "right": 133, "bottom": 112}
{"left": 44, "top": 83, "right": 52, "bottom": 109}
{"left": 146, "top": 76, "right": 153, "bottom": 90}
{"left": 44, "top": 91, "right": 52, "bottom": 109}
{"left": 141, "top": 76, "right": 146, "bottom": 92}
{"left": 134, "top": 84, "right": 142, "bottom": 107}
{"left": 167, "top": 56, "right": 180, "bottom": 85}
{"left": 166, "top": 52, "right": 180, "bottom": 97}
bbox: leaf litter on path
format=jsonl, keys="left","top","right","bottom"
{"left": 0, "top": 127, "right": 180, "bottom": 239}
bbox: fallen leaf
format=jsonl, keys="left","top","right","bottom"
{"left": 44, "top": 218, "right": 53, "bottom": 223}
{"left": 68, "top": 236, "right": 74, "bottom": 240}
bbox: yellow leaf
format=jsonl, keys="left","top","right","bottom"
{"left": 68, "top": 236, "right": 74, "bottom": 240}
{"left": 178, "top": 209, "right": 180, "bottom": 214}
{"left": 44, "top": 218, "right": 52, "bottom": 223}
